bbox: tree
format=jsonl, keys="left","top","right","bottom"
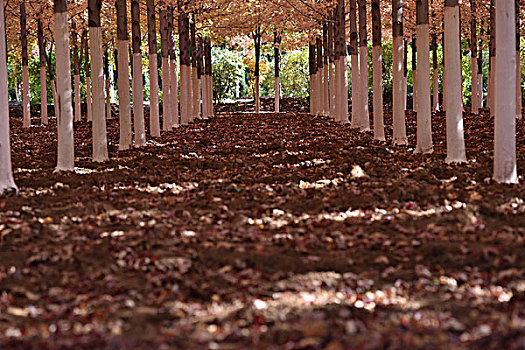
{"left": 55, "top": 0, "right": 75, "bottom": 170}
{"left": 116, "top": 0, "right": 132, "bottom": 150}
{"left": 168, "top": 6, "right": 179, "bottom": 128}
{"left": 179, "top": 2, "right": 191, "bottom": 124}
{"left": 392, "top": 0, "right": 407, "bottom": 145}
{"left": 444, "top": 0, "right": 466, "bottom": 163}
{"left": 37, "top": 18, "right": 48, "bottom": 125}
{"left": 414, "top": 0, "right": 433, "bottom": 154}
{"left": 20, "top": 0, "right": 30, "bottom": 128}
{"left": 131, "top": 0, "right": 146, "bottom": 147}
{"left": 147, "top": 0, "right": 161, "bottom": 137}
{"left": 160, "top": 4, "right": 171, "bottom": 130}
{"left": 357, "top": 0, "right": 370, "bottom": 131}
{"left": 89, "top": 0, "right": 108, "bottom": 162}
{"left": 493, "top": 0, "right": 518, "bottom": 183}
{"left": 0, "top": 1, "right": 17, "bottom": 195}
{"left": 371, "top": 0, "right": 384, "bottom": 140}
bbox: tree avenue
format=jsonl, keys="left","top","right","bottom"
{"left": 0, "top": 0, "right": 521, "bottom": 192}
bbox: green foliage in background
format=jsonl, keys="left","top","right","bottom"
{"left": 212, "top": 47, "right": 245, "bottom": 102}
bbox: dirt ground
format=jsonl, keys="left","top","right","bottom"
{"left": 1, "top": 98, "right": 524, "bottom": 349}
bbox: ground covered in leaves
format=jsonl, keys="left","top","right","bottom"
{"left": 1, "top": 98, "right": 525, "bottom": 349}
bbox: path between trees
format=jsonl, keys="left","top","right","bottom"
{"left": 1, "top": 106, "right": 524, "bottom": 348}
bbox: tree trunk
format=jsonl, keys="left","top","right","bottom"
{"left": 147, "top": 0, "right": 160, "bottom": 136}
{"left": 179, "top": 3, "right": 191, "bottom": 124}
{"left": 328, "top": 16, "right": 336, "bottom": 118}
{"left": 494, "top": 0, "right": 517, "bottom": 183}
{"left": 44, "top": 44, "right": 59, "bottom": 121}
{"left": 104, "top": 48, "right": 111, "bottom": 120}
{"left": 470, "top": 0, "right": 479, "bottom": 114}
{"left": 116, "top": 0, "right": 132, "bottom": 150}
{"left": 441, "top": 29, "right": 446, "bottom": 111}
{"left": 0, "top": 1, "right": 17, "bottom": 194}
{"left": 349, "top": 0, "right": 360, "bottom": 127}
{"left": 204, "top": 37, "right": 213, "bottom": 118}
{"left": 444, "top": 0, "right": 466, "bottom": 163}
{"left": 169, "top": 7, "right": 179, "bottom": 128}
{"left": 392, "top": 0, "right": 407, "bottom": 144}
{"left": 322, "top": 23, "right": 329, "bottom": 115}
{"left": 72, "top": 23, "right": 82, "bottom": 122}
{"left": 412, "top": 36, "right": 417, "bottom": 112}
{"left": 432, "top": 34, "right": 439, "bottom": 111}
{"left": 89, "top": 0, "right": 109, "bottom": 162}
{"left": 131, "top": 0, "right": 145, "bottom": 147}
{"left": 489, "top": 0, "right": 495, "bottom": 116}
{"left": 516, "top": 0, "right": 521, "bottom": 118}
{"left": 20, "top": 1, "right": 30, "bottom": 128}
{"left": 403, "top": 38, "right": 408, "bottom": 111}
{"left": 197, "top": 36, "right": 204, "bottom": 117}
{"left": 254, "top": 28, "right": 261, "bottom": 114}
{"left": 371, "top": 0, "right": 384, "bottom": 140}
{"left": 334, "top": 0, "right": 348, "bottom": 123}
{"left": 160, "top": 6, "right": 171, "bottom": 130}
{"left": 191, "top": 17, "right": 199, "bottom": 119}
{"left": 415, "top": 0, "right": 433, "bottom": 154}
{"left": 316, "top": 36, "right": 323, "bottom": 115}
{"left": 85, "top": 36, "right": 92, "bottom": 122}
{"left": 55, "top": 0, "right": 75, "bottom": 169}
{"left": 309, "top": 40, "right": 316, "bottom": 115}
{"left": 478, "top": 28, "right": 484, "bottom": 108}
{"left": 274, "top": 31, "right": 281, "bottom": 113}
{"left": 358, "top": 0, "right": 369, "bottom": 130}
{"left": 37, "top": 19, "right": 48, "bottom": 125}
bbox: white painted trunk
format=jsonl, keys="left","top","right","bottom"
{"left": 415, "top": 24, "right": 433, "bottom": 154}
{"left": 149, "top": 53, "right": 160, "bottom": 136}
{"left": 105, "top": 77, "right": 111, "bottom": 119}
{"left": 74, "top": 74, "right": 81, "bottom": 121}
{"left": 444, "top": 5, "right": 466, "bottom": 163}
{"left": 433, "top": 68, "right": 440, "bottom": 111}
{"left": 22, "top": 65, "right": 30, "bottom": 127}
{"left": 275, "top": 76, "right": 280, "bottom": 112}
{"left": 89, "top": 27, "right": 108, "bottom": 162}
{"left": 86, "top": 76, "right": 92, "bottom": 122}
{"left": 372, "top": 45, "right": 385, "bottom": 141}
{"left": 471, "top": 57, "right": 479, "bottom": 114}
{"left": 180, "top": 64, "right": 191, "bottom": 124}
{"left": 132, "top": 52, "right": 145, "bottom": 147}
{"left": 0, "top": 2, "right": 17, "bottom": 194}
{"left": 207, "top": 74, "right": 213, "bottom": 116}
{"left": 493, "top": 0, "right": 518, "bottom": 183}
{"left": 51, "top": 79, "right": 59, "bottom": 122}
{"left": 170, "top": 58, "right": 179, "bottom": 127}
{"left": 516, "top": 50, "right": 522, "bottom": 118}
{"left": 350, "top": 54, "right": 360, "bottom": 127}
{"left": 116, "top": 40, "right": 132, "bottom": 150}
{"left": 56, "top": 12, "right": 75, "bottom": 170}
{"left": 309, "top": 74, "right": 315, "bottom": 115}
{"left": 202, "top": 74, "right": 208, "bottom": 117}
{"left": 161, "top": 57, "right": 171, "bottom": 130}
{"left": 323, "top": 64, "right": 329, "bottom": 115}
{"left": 393, "top": 36, "right": 407, "bottom": 145}
{"left": 40, "top": 65, "right": 47, "bottom": 124}
{"left": 478, "top": 73, "right": 484, "bottom": 108}
{"left": 359, "top": 46, "right": 369, "bottom": 131}
{"left": 413, "top": 69, "right": 418, "bottom": 112}
{"left": 403, "top": 76, "right": 407, "bottom": 111}
{"left": 255, "top": 75, "right": 260, "bottom": 113}
{"left": 337, "top": 56, "right": 349, "bottom": 123}
{"left": 329, "top": 61, "right": 336, "bottom": 118}
{"left": 489, "top": 56, "right": 495, "bottom": 116}
{"left": 192, "top": 67, "right": 200, "bottom": 119}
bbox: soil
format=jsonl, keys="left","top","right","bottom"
{"left": 1, "top": 98, "right": 524, "bottom": 349}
